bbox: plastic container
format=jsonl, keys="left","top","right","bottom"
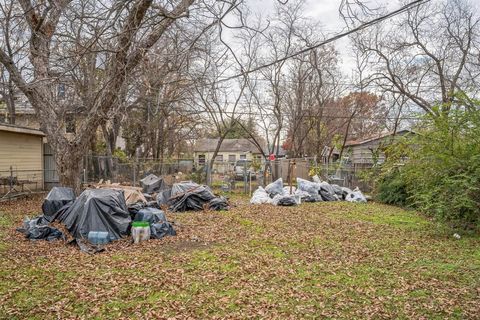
{"left": 131, "top": 221, "right": 151, "bottom": 243}
{"left": 88, "top": 231, "right": 110, "bottom": 245}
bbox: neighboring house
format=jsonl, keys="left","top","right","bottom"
{"left": 0, "top": 123, "right": 45, "bottom": 193}
{"left": 0, "top": 87, "right": 76, "bottom": 132}
{"left": 193, "top": 138, "right": 265, "bottom": 171}
{"left": 0, "top": 90, "right": 39, "bottom": 129}
{"left": 344, "top": 130, "right": 413, "bottom": 171}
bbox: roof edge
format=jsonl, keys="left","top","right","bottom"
{"left": 345, "top": 129, "right": 413, "bottom": 147}
{"left": 0, "top": 123, "right": 45, "bottom": 136}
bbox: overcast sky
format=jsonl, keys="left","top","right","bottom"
{"left": 243, "top": 0, "right": 362, "bottom": 76}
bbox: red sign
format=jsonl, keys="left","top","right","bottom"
{"left": 269, "top": 154, "right": 276, "bottom": 161}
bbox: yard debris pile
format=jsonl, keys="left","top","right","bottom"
{"left": 15, "top": 175, "right": 230, "bottom": 252}
{"left": 165, "top": 181, "right": 229, "bottom": 212}
{"left": 94, "top": 182, "right": 148, "bottom": 205}
{"left": 16, "top": 216, "right": 65, "bottom": 241}
{"left": 41, "top": 187, "right": 75, "bottom": 221}
{"left": 251, "top": 176, "right": 367, "bottom": 205}
{"left": 140, "top": 174, "right": 167, "bottom": 194}
{"left": 54, "top": 189, "right": 132, "bottom": 241}
{"left": 132, "top": 207, "right": 176, "bottom": 239}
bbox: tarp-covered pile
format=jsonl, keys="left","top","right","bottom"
{"left": 132, "top": 207, "right": 176, "bottom": 239}
{"left": 140, "top": 174, "right": 166, "bottom": 194}
{"left": 41, "top": 187, "right": 75, "bottom": 221}
{"left": 55, "top": 189, "right": 132, "bottom": 241}
{"left": 16, "top": 216, "right": 64, "bottom": 241}
{"left": 251, "top": 176, "right": 367, "bottom": 205}
{"left": 15, "top": 187, "right": 74, "bottom": 241}
{"left": 17, "top": 182, "right": 179, "bottom": 251}
{"left": 162, "top": 181, "right": 229, "bottom": 212}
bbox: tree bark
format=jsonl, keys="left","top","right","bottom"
{"left": 56, "top": 145, "right": 83, "bottom": 194}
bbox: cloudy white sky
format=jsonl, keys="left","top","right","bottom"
{"left": 243, "top": 0, "right": 367, "bottom": 75}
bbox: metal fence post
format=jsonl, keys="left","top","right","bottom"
{"left": 243, "top": 161, "right": 247, "bottom": 194}
{"left": 206, "top": 163, "right": 211, "bottom": 187}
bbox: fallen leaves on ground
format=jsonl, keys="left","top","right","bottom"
{"left": 0, "top": 194, "right": 479, "bottom": 319}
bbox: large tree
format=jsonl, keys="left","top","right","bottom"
{"left": 0, "top": 0, "right": 237, "bottom": 192}
{"left": 348, "top": 0, "right": 480, "bottom": 116}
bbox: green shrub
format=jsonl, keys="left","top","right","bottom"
{"left": 377, "top": 95, "right": 480, "bottom": 228}
{"left": 376, "top": 168, "right": 409, "bottom": 207}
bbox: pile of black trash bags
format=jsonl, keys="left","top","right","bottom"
{"left": 17, "top": 178, "right": 228, "bottom": 250}
{"left": 17, "top": 186, "right": 176, "bottom": 250}
{"left": 156, "top": 181, "right": 229, "bottom": 212}
{"left": 250, "top": 176, "right": 367, "bottom": 206}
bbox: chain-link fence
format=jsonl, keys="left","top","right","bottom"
{"left": 1, "top": 156, "right": 374, "bottom": 198}
{"left": 0, "top": 168, "right": 46, "bottom": 199}
{"left": 267, "top": 158, "right": 374, "bottom": 192}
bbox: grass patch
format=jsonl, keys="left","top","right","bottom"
{"left": 0, "top": 196, "right": 479, "bottom": 318}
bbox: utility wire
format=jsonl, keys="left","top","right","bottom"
{"left": 173, "top": 108, "right": 422, "bottom": 121}
{"left": 216, "top": 0, "right": 431, "bottom": 83}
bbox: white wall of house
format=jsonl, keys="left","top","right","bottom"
{"left": 194, "top": 151, "right": 263, "bottom": 173}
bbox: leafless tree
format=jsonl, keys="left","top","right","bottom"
{"left": 350, "top": 0, "right": 480, "bottom": 116}
{"left": 0, "top": 0, "right": 239, "bottom": 192}
{"left": 0, "top": 2, "right": 28, "bottom": 124}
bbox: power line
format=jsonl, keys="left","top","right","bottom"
{"left": 171, "top": 108, "right": 422, "bottom": 121}
{"left": 217, "top": 0, "right": 431, "bottom": 83}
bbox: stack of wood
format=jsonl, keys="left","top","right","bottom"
{"left": 91, "top": 180, "right": 147, "bottom": 205}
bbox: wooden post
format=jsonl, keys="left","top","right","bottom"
{"left": 289, "top": 160, "right": 296, "bottom": 194}
{"left": 288, "top": 160, "right": 292, "bottom": 194}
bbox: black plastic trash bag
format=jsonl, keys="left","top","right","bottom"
{"left": 331, "top": 184, "right": 345, "bottom": 198}
{"left": 170, "top": 181, "right": 202, "bottom": 196}
{"left": 17, "top": 216, "right": 64, "bottom": 241}
{"left": 168, "top": 181, "right": 227, "bottom": 212}
{"left": 318, "top": 182, "right": 339, "bottom": 201}
{"left": 55, "top": 189, "right": 131, "bottom": 241}
{"left": 42, "top": 187, "right": 75, "bottom": 219}
{"left": 127, "top": 202, "right": 145, "bottom": 218}
{"left": 265, "top": 178, "right": 284, "bottom": 197}
{"left": 207, "top": 196, "right": 229, "bottom": 210}
{"left": 341, "top": 187, "right": 352, "bottom": 200}
{"left": 134, "top": 207, "right": 167, "bottom": 224}
{"left": 345, "top": 187, "right": 367, "bottom": 203}
{"left": 133, "top": 207, "right": 176, "bottom": 239}
{"left": 27, "top": 225, "right": 64, "bottom": 241}
{"left": 150, "top": 221, "right": 176, "bottom": 239}
{"left": 271, "top": 194, "right": 298, "bottom": 206}
{"left": 156, "top": 188, "right": 172, "bottom": 206}
{"left": 296, "top": 178, "right": 322, "bottom": 201}
{"left": 140, "top": 174, "right": 166, "bottom": 194}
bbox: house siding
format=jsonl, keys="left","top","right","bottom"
{"left": 194, "top": 151, "right": 261, "bottom": 173}
{"left": 0, "top": 130, "right": 44, "bottom": 190}
{"left": 346, "top": 131, "right": 411, "bottom": 170}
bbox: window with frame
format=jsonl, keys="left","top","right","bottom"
{"left": 57, "top": 83, "right": 66, "bottom": 99}
{"left": 215, "top": 154, "right": 223, "bottom": 162}
{"left": 228, "top": 154, "right": 236, "bottom": 163}
{"left": 65, "top": 114, "right": 75, "bottom": 133}
{"left": 240, "top": 154, "right": 247, "bottom": 160}
{"left": 198, "top": 154, "right": 206, "bottom": 165}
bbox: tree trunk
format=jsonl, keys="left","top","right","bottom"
{"left": 56, "top": 147, "right": 83, "bottom": 195}
{"left": 101, "top": 124, "right": 116, "bottom": 182}
{"left": 209, "top": 134, "right": 227, "bottom": 173}
{"left": 339, "top": 113, "right": 355, "bottom": 160}
{"left": 6, "top": 81, "right": 15, "bottom": 124}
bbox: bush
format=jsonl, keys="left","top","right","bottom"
{"left": 376, "top": 168, "right": 409, "bottom": 207}
{"left": 377, "top": 95, "right": 480, "bottom": 228}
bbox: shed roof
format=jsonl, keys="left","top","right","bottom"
{"left": 0, "top": 123, "right": 45, "bottom": 136}
{"left": 345, "top": 129, "right": 412, "bottom": 147}
{"left": 194, "top": 138, "right": 263, "bottom": 153}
